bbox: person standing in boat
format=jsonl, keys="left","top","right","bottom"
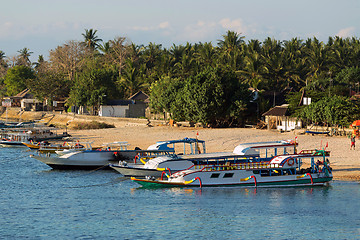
{"left": 350, "top": 135, "right": 356, "bottom": 150}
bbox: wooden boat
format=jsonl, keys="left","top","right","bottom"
{"left": 131, "top": 150, "right": 332, "bottom": 188}
{"left": 110, "top": 140, "right": 297, "bottom": 177}
{"left": 305, "top": 130, "right": 330, "bottom": 136}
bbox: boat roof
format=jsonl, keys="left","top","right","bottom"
{"left": 147, "top": 152, "right": 250, "bottom": 164}
{"left": 147, "top": 137, "right": 205, "bottom": 151}
{"left": 233, "top": 140, "right": 296, "bottom": 155}
{"left": 102, "top": 141, "right": 130, "bottom": 147}
{"left": 269, "top": 152, "right": 327, "bottom": 165}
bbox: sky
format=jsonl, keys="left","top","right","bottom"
{"left": 1, "top": 0, "right": 360, "bottom": 62}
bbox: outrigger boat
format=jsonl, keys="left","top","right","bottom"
{"left": 30, "top": 138, "right": 206, "bottom": 170}
{"left": 131, "top": 149, "right": 332, "bottom": 188}
{"left": 110, "top": 140, "right": 297, "bottom": 177}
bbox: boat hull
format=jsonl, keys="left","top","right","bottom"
{"left": 110, "top": 164, "right": 170, "bottom": 177}
{"left": 132, "top": 171, "right": 332, "bottom": 188}
{"left": 30, "top": 151, "right": 116, "bottom": 170}
{"left": 0, "top": 141, "right": 27, "bottom": 147}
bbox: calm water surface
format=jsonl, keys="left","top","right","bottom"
{"left": 0, "top": 147, "right": 359, "bottom": 239}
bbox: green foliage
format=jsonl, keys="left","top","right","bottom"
{"left": 68, "top": 62, "right": 117, "bottom": 107}
{"left": 26, "top": 71, "right": 70, "bottom": 100}
{"left": 4, "top": 65, "right": 35, "bottom": 96}
{"left": 3, "top": 31, "right": 360, "bottom": 127}
{"left": 150, "top": 67, "right": 250, "bottom": 126}
{"left": 297, "top": 96, "right": 360, "bottom": 126}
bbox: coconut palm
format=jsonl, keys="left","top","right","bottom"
{"left": 195, "top": 42, "right": 217, "bottom": 67}
{"left": 119, "top": 60, "right": 148, "bottom": 96}
{"left": 218, "top": 31, "right": 245, "bottom": 70}
{"left": 82, "top": 29, "right": 102, "bottom": 51}
{"left": 218, "top": 30, "right": 245, "bottom": 52}
{"left": 17, "top": 47, "right": 33, "bottom": 66}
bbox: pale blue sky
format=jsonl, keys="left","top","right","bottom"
{"left": 1, "top": 0, "right": 359, "bottom": 61}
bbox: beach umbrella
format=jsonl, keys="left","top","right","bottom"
{"left": 351, "top": 120, "right": 360, "bottom": 127}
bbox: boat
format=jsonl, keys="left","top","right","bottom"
{"left": 110, "top": 140, "right": 297, "bottom": 177}
{"left": 0, "top": 121, "right": 35, "bottom": 129}
{"left": 30, "top": 137, "right": 206, "bottom": 170}
{"left": 0, "top": 126, "right": 70, "bottom": 147}
{"left": 305, "top": 130, "right": 330, "bottom": 135}
{"left": 23, "top": 140, "right": 93, "bottom": 153}
{"left": 131, "top": 149, "right": 332, "bottom": 188}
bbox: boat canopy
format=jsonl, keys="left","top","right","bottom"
{"left": 233, "top": 140, "right": 296, "bottom": 156}
{"left": 102, "top": 141, "right": 130, "bottom": 150}
{"left": 147, "top": 137, "right": 206, "bottom": 154}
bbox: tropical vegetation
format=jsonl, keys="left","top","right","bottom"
{"left": 1, "top": 29, "right": 360, "bottom": 127}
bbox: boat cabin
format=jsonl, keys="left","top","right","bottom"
{"left": 147, "top": 138, "right": 206, "bottom": 155}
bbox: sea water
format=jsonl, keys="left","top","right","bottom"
{"left": 0, "top": 147, "right": 359, "bottom": 239}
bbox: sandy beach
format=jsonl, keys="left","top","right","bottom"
{"left": 68, "top": 123, "right": 360, "bottom": 182}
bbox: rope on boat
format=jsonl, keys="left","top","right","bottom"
{"left": 65, "top": 176, "right": 129, "bottom": 188}
{"left": 69, "top": 164, "right": 111, "bottom": 178}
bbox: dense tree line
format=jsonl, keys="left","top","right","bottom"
{"left": 1, "top": 30, "right": 360, "bottom": 126}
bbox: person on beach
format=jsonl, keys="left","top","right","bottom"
{"left": 350, "top": 135, "right": 356, "bottom": 150}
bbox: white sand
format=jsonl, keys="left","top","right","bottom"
{"left": 69, "top": 124, "right": 360, "bottom": 181}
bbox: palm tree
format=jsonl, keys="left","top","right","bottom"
{"left": 119, "top": 60, "right": 148, "bottom": 96}
{"left": 98, "top": 41, "right": 111, "bottom": 55}
{"left": 218, "top": 30, "right": 245, "bottom": 52}
{"left": 0, "top": 50, "right": 5, "bottom": 61}
{"left": 195, "top": 42, "right": 217, "bottom": 67}
{"left": 303, "top": 37, "right": 330, "bottom": 86}
{"left": 169, "top": 44, "right": 187, "bottom": 68}
{"left": 237, "top": 49, "right": 265, "bottom": 89}
{"left": 17, "top": 47, "right": 33, "bottom": 66}
{"left": 33, "top": 55, "right": 46, "bottom": 73}
{"left": 218, "top": 31, "right": 245, "bottom": 70}
{"left": 82, "top": 29, "right": 102, "bottom": 51}
{"left": 0, "top": 50, "right": 8, "bottom": 78}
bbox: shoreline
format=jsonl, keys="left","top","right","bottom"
{"left": 1, "top": 109, "right": 359, "bottom": 181}
{"left": 68, "top": 124, "right": 360, "bottom": 182}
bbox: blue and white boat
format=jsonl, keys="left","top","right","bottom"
{"left": 131, "top": 149, "right": 332, "bottom": 188}
{"left": 111, "top": 140, "right": 298, "bottom": 177}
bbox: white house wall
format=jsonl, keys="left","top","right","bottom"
{"left": 99, "top": 105, "right": 129, "bottom": 117}
{"left": 277, "top": 118, "right": 302, "bottom": 131}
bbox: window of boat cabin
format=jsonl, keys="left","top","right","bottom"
{"left": 223, "top": 173, "right": 234, "bottom": 178}
{"left": 210, "top": 173, "right": 220, "bottom": 178}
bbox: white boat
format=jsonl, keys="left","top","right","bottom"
{"left": 53, "top": 142, "right": 94, "bottom": 155}
{"left": 0, "top": 126, "right": 70, "bottom": 147}
{"left": 30, "top": 138, "right": 206, "bottom": 170}
{"left": 110, "top": 140, "right": 297, "bottom": 177}
{"left": 131, "top": 150, "right": 332, "bottom": 188}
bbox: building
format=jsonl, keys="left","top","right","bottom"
{"left": 99, "top": 91, "right": 149, "bottom": 118}
{"left": 5, "top": 89, "right": 42, "bottom": 111}
{"left": 262, "top": 104, "right": 302, "bottom": 131}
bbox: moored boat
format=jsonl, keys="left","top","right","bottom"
{"left": 110, "top": 140, "right": 297, "bottom": 177}
{"left": 30, "top": 138, "right": 206, "bottom": 170}
{"left": 0, "top": 126, "right": 70, "bottom": 147}
{"left": 131, "top": 150, "right": 332, "bottom": 188}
